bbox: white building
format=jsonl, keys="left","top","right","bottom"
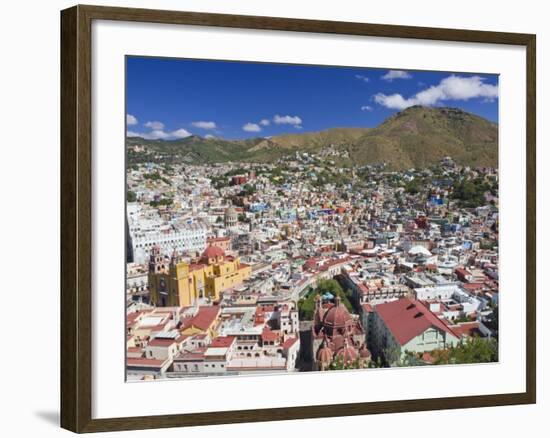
{"left": 370, "top": 297, "right": 460, "bottom": 365}
{"left": 127, "top": 203, "right": 207, "bottom": 263}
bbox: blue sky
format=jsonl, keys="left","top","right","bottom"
{"left": 126, "top": 56, "right": 498, "bottom": 140}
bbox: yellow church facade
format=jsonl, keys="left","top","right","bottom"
{"left": 149, "top": 245, "right": 251, "bottom": 307}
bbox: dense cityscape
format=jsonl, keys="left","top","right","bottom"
{"left": 125, "top": 144, "right": 499, "bottom": 380}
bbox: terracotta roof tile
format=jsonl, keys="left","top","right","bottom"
{"left": 375, "top": 298, "right": 459, "bottom": 346}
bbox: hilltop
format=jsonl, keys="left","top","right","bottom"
{"left": 126, "top": 106, "right": 498, "bottom": 170}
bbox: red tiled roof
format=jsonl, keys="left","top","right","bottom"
{"left": 127, "top": 311, "right": 144, "bottom": 325}
{"left": 455, "top": 268, "right": 471, "bottom": 277}
{"left": 147, "top": 338, "right": 176, "bottom": 348}
{"left": 261, "top": 327, "right": 279, "bottom": 342}
{"left": 462, "top": 283, "right": 484, "bottom": 290}
{"left": 319, "top": 257, "right": 351, "bottom": 271}
{"left": 450, "top": 321, "right": 480, "bottom": 338}
{"left": 303, "top": 258, "right": 319, "bottom": 270}
{"left": 177, "top": 349, "right": 206, "bottom": 361}
{"left": 362, "top": 304, "right": 374, "bottom": 313}
{"left": 182, "top": 306, "right": 220, "bottom": 331}
{"left": 375, "top": 298, "right": 459, "bottom": 346}
{"left": 127, "top": 357, "right": 167, "bottom": 368}
{"left": 257, "top": 305, "right": 275, "bottom": 312}
{"left": 210, "top": 336, "right": 236, "bottom": 348}
{"left": 282, "top": 337, "right": 298, "bottom": 349}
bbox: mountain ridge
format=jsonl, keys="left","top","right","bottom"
{"left": 126, "top": 106, "right": 498, "bottom": 169}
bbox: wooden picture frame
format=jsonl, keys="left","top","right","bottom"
{"left": 60, "top": 4, "right": 536, "bottom": 433}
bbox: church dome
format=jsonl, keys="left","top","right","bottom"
{"left": 336, "top": 344, "right": 358, "bottom": 364}
{"left": 322, "top": 297, "right": 353, "bottom": 329}
{"left": 202, "top": 245, "right": 225, "bottom": 259}
{"left": 317, "top": 344, "right": 333, "bottom": 365}
{"left": 224, "top": 206, "right": 238, "bottom": 229}
{"left": 224, "top": 207, "right": 238, "bottom": 219}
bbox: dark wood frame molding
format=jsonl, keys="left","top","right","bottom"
{"left": 61, "top": 4, "right": 536, "bottom": 433}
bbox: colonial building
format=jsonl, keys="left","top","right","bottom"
{"left": 339, "top": 270, "right": 410, "bottom": 307}
{"left": 126, "top": 203, "right": 207, "bottom": 264}
{"left": 148, "top": 245, "right": 251, "bottom": 307}
{"left": 370, "top": 297, "right": 460, "bottom": 365}
{"left": 312, "top": 296, "right": 370, "bottom": 370}
{"left": 206, "top": 236, "right": 232, "bottom": 252}
{"left": 171, "top": 304, "right": 301, "bottom": 376}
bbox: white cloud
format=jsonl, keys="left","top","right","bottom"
{"left": 126, "top": 126, "right": 192, "bottom": 140}
{"left": 273, "top": 114, "right": 302, "bottom": 127}
{"left": 374, "top": 75, "right": 499, "bottom": 110}
{"left": 361, "top": 105, "right": 373, "bottom": 112}
{"left": 381, "top": 70, "right": 412, "bottom": 82}
{"left": 373, "top": 93, "right": 412, "bottom": 110}
{"left": 146, "top": 130, "right": 170, "bottom": 140}
{"left": 144, "top": 121, "right": 165, "bottom": 130}
{"left": 355, "top": 74, "right": 370, "bottom": 82}
{"left": 191, "top": 121, "right": 217, "bottom": 130}
{"left": 126, "top": 114, "right": 138, "bottom": 125}
{"left": 242, "top": 115, "right": 302, "bottom": 133}
{"left": 204, "top": 134, "right": 216, "bottom": 139}
{"left": 242, "top": 123, "right": 262, "bottom": 132}
{"left": 171, "top": 128, "right": 193, "bottom": 138}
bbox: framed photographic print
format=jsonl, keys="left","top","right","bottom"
{"left": 60, "top": 4, "right": 536, "bottom": 433}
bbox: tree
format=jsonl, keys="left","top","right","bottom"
{"left": 316, "top": 279, "right": 354, "bottom": 313}
{"left": 484, "top": 306, "right": 499, "bottom": 337}
{"left": 327, "top": 355, "right": 369, "bottom": 371}
{"left": 432, "top": 337, "right": 498, "bottom": 365}
{"left": 394, "top": 350, "right": 427, "bottom": 367}
{"left": 297, "top": 297, "right": 316, "bottom": 320}
{"left": 149, "top": 197, "right": 173, "bottom": 207}
{"left": 404, "top": 179, "right": 421, "bottom": 194}
{"left": 451, "top": 178, "right": 490, "bottom": 208}
{"left": 126, "top": 190, "right": 137, "bottom": 202}
{"left": 242, "top": 184, "right": 256, "bottom": 196}
{"left": 297, "top": 280, "right": 357, "bottom": 321}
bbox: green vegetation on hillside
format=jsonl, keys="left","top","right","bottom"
{"left": 149, "top": 197, "right": 173, "bottom": 207}
{"left": 144, "top": 172, "right": 171, "bottom": 186}
{"left": 126, "top": 106, "right": 498, "bottom": 170}
{"left": 451, "top": 178, "right": 490, "bottom": 208}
